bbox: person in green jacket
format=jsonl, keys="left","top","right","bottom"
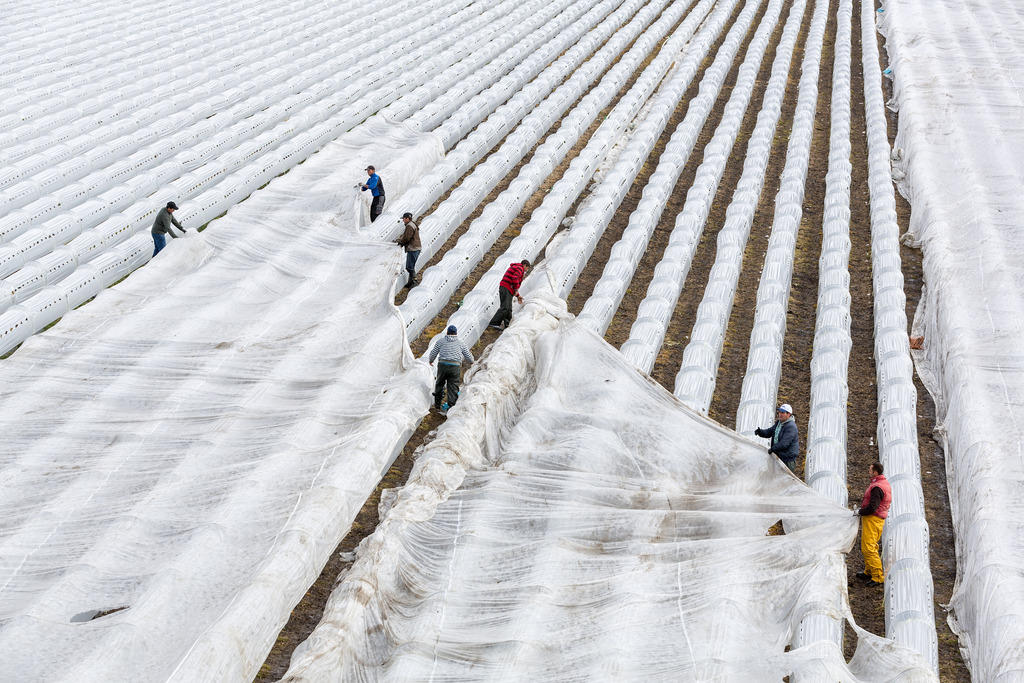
{"left": 151, "top": 201, "right": 187, "bottom": 256}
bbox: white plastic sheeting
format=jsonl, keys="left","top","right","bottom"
{"left": 3, "top": 0, "right": 595, "bottom": 354}
{"left": 881, "top": 0, "right": 1024, "bottom": 675}
{"left": 790, "top": 0, "right": 853, "bottom": 661}
{"left": 858, "top": 2, "right": 938, "bottom": 669}
{"left": 0, "top": 124, "right": 441, "bottom": 680}
{"left": 366, "top": 0, "right": 662, "bottom": 240}
{"left": 578, "top": 0, "right": 788, "bottom": 334}
{"left": 620, "top": 0, "right": 807, "bottom": 374}
{"left": 282, "top": 290, "right": 936, "bottom": 681}
{"left": 675, "top": 0, "right": 828, "bottom": 413}
{"left": 405, "top": 0, "right": 723, "bottom": 340}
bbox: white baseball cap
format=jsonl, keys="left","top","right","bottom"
{"left": 777, "top": 404, "right": 793, "bottom": 414}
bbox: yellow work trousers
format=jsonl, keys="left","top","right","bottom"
{"left": 860, "top": 514, "right": 886, "bottom": 582}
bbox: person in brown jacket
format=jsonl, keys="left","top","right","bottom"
{"left": 395, "top": 212, "right": 421, "bottom": 288}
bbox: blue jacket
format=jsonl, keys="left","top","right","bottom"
{"left": 362, "top": 173, "right": 384, "bottom": 197}
{"left": 755, "top": 417, "right": 799, "bottom": 462}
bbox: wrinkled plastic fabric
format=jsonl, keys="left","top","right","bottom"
{"left": 1, "top": 0, "right": 579, "bottom": 355}
{"left": 0, "top": 122, "right": 440, "bottom": 680}
{"left": 879, "top": 0, "right": 1024, "bottom": 678}
{"left": 282, "top": 290, "right": 936, "bottom": 681}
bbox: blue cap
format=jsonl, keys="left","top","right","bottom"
{"left": 447, "top": 325, "right": 457, "bottom": 335}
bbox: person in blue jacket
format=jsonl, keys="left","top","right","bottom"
{"left": 754, "top": 403, "right": 800, "bottom": 472}
{"left": 359, "top": 165, "right": 386, "bottom": 222}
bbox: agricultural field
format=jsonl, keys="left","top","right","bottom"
{"left": 1, "top": 0, "right": 1019, "bottom": 680}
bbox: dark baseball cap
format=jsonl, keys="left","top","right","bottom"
{"left": 402, "top": 212, "right": 413, "bottom": 219}
{"left": 166, "top": 201, "right": 179, "bottom": 210}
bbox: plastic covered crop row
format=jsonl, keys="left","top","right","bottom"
{"left": 619, "top": 0, "right": 806, "bottom": 375}
{"left": 861, "top": 0, "right": 937, "bottom": 668}
{"left": 788, "top": 0, "right": 853, "bottom": 668}
{"left": 430, "top": 0, "right": 726, "bottom": 348}
{"left": 674, "top": 0, "right": 827, "bottom": 413}
{"left": 369, "top": 0, "right": 686, "bottom": 240}
{"left": 578, "top": 0, "right": 788, "bottom": 335}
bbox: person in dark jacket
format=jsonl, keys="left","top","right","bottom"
{"left": 429, "top": 325, "right": 474, "bottom": 414}
{"left": 395, "top": 212, "right": 421, "bottom": 288}
{"left": 754, "top": 403, "right": 800, "bottom": 471}
{"left": 488, "top": 259, "right": 530, "bottom": 329}
{"left": 359, "top": 165, "right": 385, "bottom": 222}
{"left": 855, "top": 462, "right": 892, "bottom": 586}
{"left": 151, "top": 201, "right": 187, "bottom": 256}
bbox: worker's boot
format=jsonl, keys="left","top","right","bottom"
{"left": 404, "top": 271, "right": 417, "bottom": 289}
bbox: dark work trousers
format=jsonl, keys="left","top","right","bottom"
{"left": 152, "top": 233, "right": 166, "bottom": 257}
{"left": 488, "top": 286, "right": 514, "bottom": 328}
{"left": 370, "top": 194, "right": 385, "bottom": 222}
{"left": 405, "top": 250, "right": 420, "bottom": 285}
{"left": 434, "top": 363, "right": 461, "bottom": 407}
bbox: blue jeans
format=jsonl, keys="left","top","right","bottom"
{"left": 152, "top": 233, "right": 166, "bottom": 256}
{"left": 405, "top": 250, "right": 420, "bottom": 275}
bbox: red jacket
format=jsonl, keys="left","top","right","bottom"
{"left": 499, "top": 262, "right": 526, "bottom": 295}
{"left": 860, "top": 474, "right": 892, "bottom": 519}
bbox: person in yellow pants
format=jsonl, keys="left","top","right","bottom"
{"left": 855, "top": 462, "right": 892, "bottom": 586}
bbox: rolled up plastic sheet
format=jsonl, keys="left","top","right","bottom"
{"left": 282, "top": 285, "right": 936, "bottom": 682}
{"left": 0, "top": 119, "right": 443, "bottom": 680}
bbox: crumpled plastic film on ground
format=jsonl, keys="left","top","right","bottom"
{"left": 283, "top": 288, "right": 936, "bottom": 681}
{"left": 0, "top": 121, "right": 440, "bottom": 681}
{"left": 878, "top": 0, "right": 1024, "bottom": 678}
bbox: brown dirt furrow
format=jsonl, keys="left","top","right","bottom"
{"left": 649, "top": 0, "right": 816, "bottom": 393}
{"left": 410, "top": 1, "right": 706, "bottom": 358}
{"left": 714, "top": 0, "right": 825, "bottom": 432}
{"left": 565, "top": 0, "right": 764, "bottom": 317}
{"left": 603, "top": 0, "right": 796, "bottom": 351}
{"left": 843, "top": 0, "right": 886, "bottom": 649}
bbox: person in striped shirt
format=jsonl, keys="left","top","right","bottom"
{"left": 429, "top": 325, "right": 474, "bottom": 413}
{"left": 488, "top": 259, "right": 531, "bottom": 329}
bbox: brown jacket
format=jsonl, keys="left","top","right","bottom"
{"left": 396, "top": 220, "right": 421, "bottom": 252}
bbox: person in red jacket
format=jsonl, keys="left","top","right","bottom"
{"left": 855, "top": 462, "right": 892, "bottom": 586}
{"left": 488, "top": 259, "right": 530, "bottom": 329}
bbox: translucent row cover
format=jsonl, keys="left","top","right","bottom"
{"left": 795, "top": 0, "right": 854, "bottom": 660}
{"left": 620, "top": 0, "right": 806, "bottom": 374}
{"left": 412, "top": 0, "right": 720, "bottom": 344}
{"left": 675, "top": 0, "right": 827, "bottom": 414}
{"left": 0, "top": 0, "right": 589, "bottom": 355}
{"left": 576, "top": 0, "right": 786, "bottom": 336}
{"left": 732, "top": 0, "right": 830, "bottom": 429}
{"left": 0, "top": 118, "right": 442, "bottom": 680}
{"left": 281, "top": 288, "right": 936, "bottom": 681}
{"left": 859, "top": 2, "right": 938, "bottom": 668}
